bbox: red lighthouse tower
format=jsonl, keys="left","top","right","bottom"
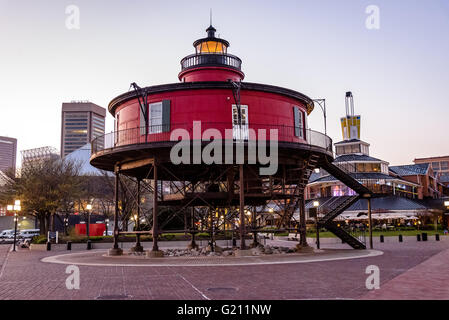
{"left": 91, "top": 24, "right": 370, "bottom": 256}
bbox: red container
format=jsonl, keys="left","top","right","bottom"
{"left": 75, "top": 223, "right": 106, "bottom": 236}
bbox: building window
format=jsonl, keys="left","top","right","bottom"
{"left": 441, "top": 161, "right": 448, "bottom": 170}
{"left": 355, "top": 163, "right": 381, "bottom": 172}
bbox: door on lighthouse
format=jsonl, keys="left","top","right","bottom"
{"left": 232, "top": 105, "right": 248, "bottom": 140}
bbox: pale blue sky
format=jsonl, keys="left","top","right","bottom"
{"left": 0, "top": 0, "right": 448, "bottom": 166}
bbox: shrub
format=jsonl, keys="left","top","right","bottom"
{"left": 31, "top": 235, "right": 47, "bottom": 244}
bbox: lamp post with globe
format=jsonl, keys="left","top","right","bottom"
{"left": 7, "top": 200, "right": 21, "bottom": 252}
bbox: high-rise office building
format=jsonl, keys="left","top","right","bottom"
{"left": 0, "top": 136, "right": 17, "bottom": 173}
{"left": 61, "top": 101, "right": 106, "bottom": 157}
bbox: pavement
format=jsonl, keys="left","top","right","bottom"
{"left": 0, "top": 237, "right": 448, "bottom": 300}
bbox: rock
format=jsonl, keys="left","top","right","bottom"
{"left": 251, "top": 247, "right": 263, "bottom": 256}
{"left": 222, "top": 251, "right": 233, "bottom": 257}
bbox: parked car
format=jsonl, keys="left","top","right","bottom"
{"left": 19, "top": 229, "right": 40, "bottom": 239}
{"left": 103, "top": 230, "right": 113, "bottom": 236}
{"left": 0, "top": 229, "right": 15, "bottom": 239}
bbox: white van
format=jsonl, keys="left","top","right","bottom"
{"left": 19, "top": 229, "right": 40, "bottom": 239}
{"left": 0, "top": 229, "right": 15, "bottom": 239}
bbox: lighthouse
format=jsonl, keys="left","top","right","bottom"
{"left": 90, "top": 24, "right": 369, "bottom": 256}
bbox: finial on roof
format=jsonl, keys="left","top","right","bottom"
{"left": 210, "top": 8, "right": 212, "bottom": 26}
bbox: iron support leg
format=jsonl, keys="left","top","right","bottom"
{"left": 133, "top": 179, "right": 143, "bottom": 252}
{"left": 109, "top": 168, "right": 123, "bottom": 255}
{"left": 152, "top": 162, "right": 159, "bottom": 252}
{"left": 239, "top": 164, "right": 246, "bottom": 250}
{"left": 299, "top": 196, "right": 308, "bottom": 247}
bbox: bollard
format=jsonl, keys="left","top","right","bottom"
{"left": 422, "top": 233, "right": 428, "bottom": 241}
{"left": 46, "top": 241, "right": 51, "bottom": 251}
{"left": 87, "top": 240, "right": 92, "bottom": 250}
{"left": 399, "top": 235, "right": 403, "bottom": 242}
{"left": 417, "top": 234, "right": 421, "bottom": 242}
{"left": 436, "top": 234, "right": 440, "bottom": 241}
{"left": 67, "top": 241, "right": 72, "bottom": 250}
{"left": 380, "top": 235, "right": 384, "bottom": 243}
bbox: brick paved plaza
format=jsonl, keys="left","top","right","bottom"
{"left": 0, "top": 238, "right": 448, "bottom": 300}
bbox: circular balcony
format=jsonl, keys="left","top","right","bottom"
{"left": 180, "top": 53, "right": 242, "bottom": 72}
{"left": 90, "top": 122, "right": 333, "bottom": 173}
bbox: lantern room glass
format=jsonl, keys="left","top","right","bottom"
{"left": 196, "top": 41, "right": 227, "bottom": 54}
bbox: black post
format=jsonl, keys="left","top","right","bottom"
{"left": 399, "top": 234, "right": 403, "bottom": 242}
{"left": 252, "top": 208, "right": 258, "bottom": 247}
{"left": 210, "top": 209, "right": 215, "bottom": 252}
{"left": 189, "top": 207, "right": 197, "bottom": 249}
{"left": 436, "top": 233, "right": 440, "bottom": 241}
{"left": 380, "top": 235, "right": 384, "bottom": 243}
{"left": 13, "top": 213, "right": 18, "bottom": 252}
{"left": 67, "top": 241, "right": 72, "bottom": 250}
{"left": 232, "top": 219, "right": 237, "bottom": 247}
{"left": 367, "top": 198, "right": 373, "bottom": 249}
{"left": 417, "top": 234, "right": 421, "bottom": 241}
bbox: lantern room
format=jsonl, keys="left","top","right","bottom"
{"left": 179, "top": 24, "right": 244, "bottom": 83}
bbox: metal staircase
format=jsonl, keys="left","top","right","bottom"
{"left": 318, "top": 195, "right": 360, "bottom": 224}
{"left": 321, "top": 159, "right": 371, "bottom": 197}
{"left": 314, "top": 158, "right": 372, "bottom": 249}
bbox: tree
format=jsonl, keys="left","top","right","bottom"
{"left": 0, "top": 157, "right": 82, "bottom": 235}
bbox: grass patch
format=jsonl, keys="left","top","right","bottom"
{"left": 306, "top": 230, "right": 446, "bottom": 238}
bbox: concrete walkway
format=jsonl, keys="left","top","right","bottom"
{"left": 362, "top": 248, "right": 449, "bottom": 300}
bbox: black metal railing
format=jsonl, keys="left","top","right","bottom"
{"left": 180, "top": 53, "right": 242, "bottom": 71}
{"left": 344, "top": 225, "right": 366, "bottom": 245}
{"left": 91, "top": 123, "right": 332, "bottom": 156}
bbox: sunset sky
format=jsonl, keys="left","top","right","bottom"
{"left": 1, "top": 0, "right": 448, "bottom": 167}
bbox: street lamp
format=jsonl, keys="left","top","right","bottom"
{"left": 63, "top": 217, "right": 69, "bottom": 235}
{"left": 312, "top": 99, "right": 327, "bottom": 136}
{"left": 8, "top": 200, "right": 21, "bottom": 252}
{"left": 444, "top": 201, "right": 449, "bottom": 207}
{"left": 86, "top": 204, "right": 92, "bottom": 249}
{"left": 105, "top": 218, "right": 110, "bottom": 236}
{"left": 313, "top": 201, "right": 320, "bottom": 249}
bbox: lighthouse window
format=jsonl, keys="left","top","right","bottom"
{"left": 293, "top": 106, "right": 304, "bottom": 138}
{"left": 232, "top": 105, "right": 249, "bottom": 140}
{"left": 147, "top": 100, "right": 171, "bottom": 134}
{"left": 149, "top": 102, "right": 163, "bottom": 133}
